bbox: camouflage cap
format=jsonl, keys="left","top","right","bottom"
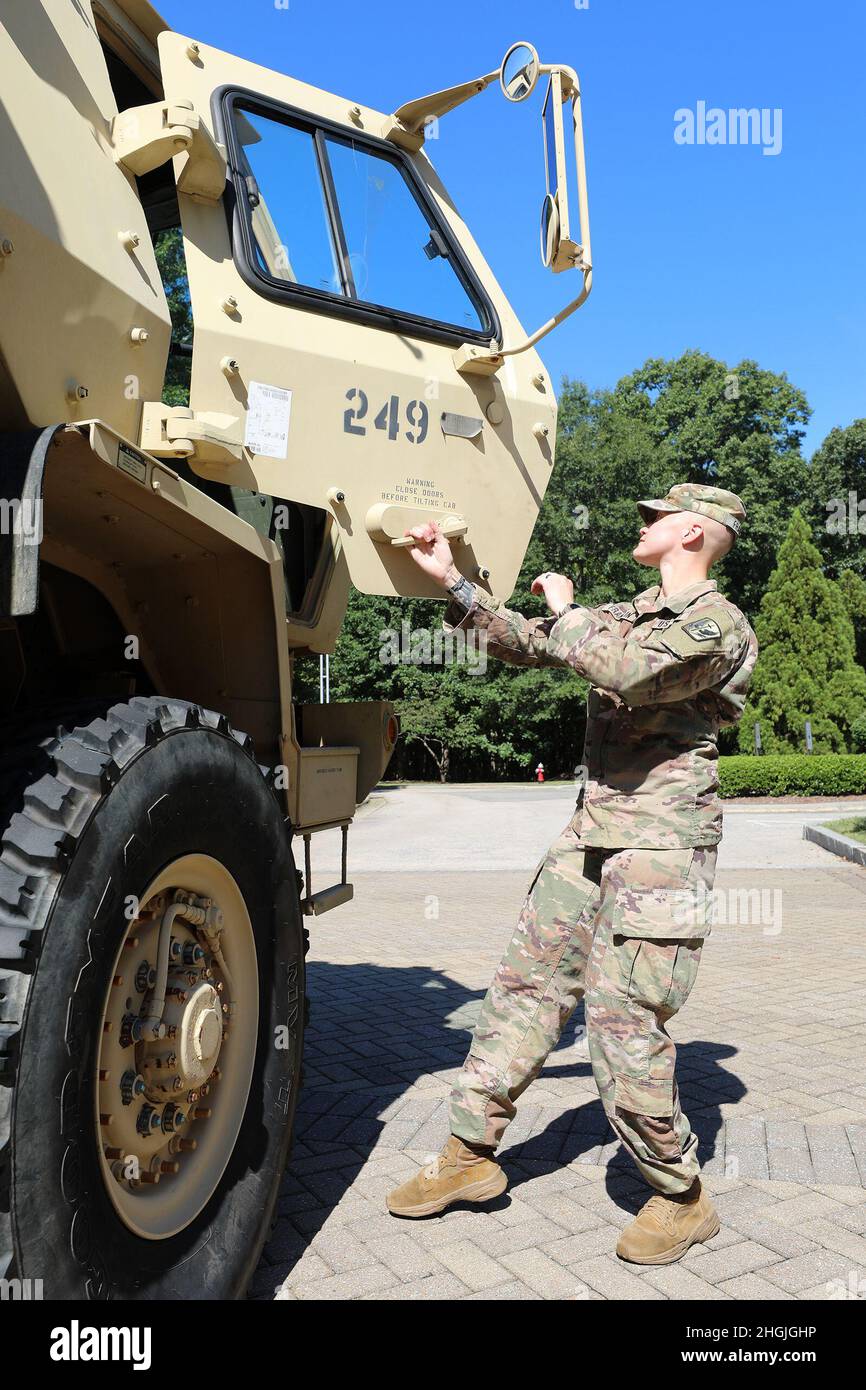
{"left": 637, "top": 483, "right": 747, "bottom": 537}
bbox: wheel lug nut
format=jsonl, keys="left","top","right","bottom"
{"left": 135, "top": 960, "right": 155, "bottom": 993}
{"left": 104, "top": 1145, "right": 125, "bottom": 1160}
{"left": 119, "top": 1013, "right": 142, "bottom": 1047}
{"left": 121, "top": 1069, "right": 146, "bottom": 1105}
{"left": 192, "top": 1107, "right": 212, "bottom": 1120}
{"left": 183, "top": 943, "right": 205, "bottom": 966}
{"left": 161, "top": 1102, "right": 187, "bottom": 1132}
{"left": 136, "top": 1104, "right": 162, "bottom": 1135}
{"left": 123, "top": 936, "right": 140, "bottom": 951}
{"left": 160, "top": 1161, "right": 180, "bottom": 1174}
{"left": 170, "top": 1136, "right": 197, "bottom": 1153}
{"left": 139, "top": 1171, "right": 160, "bottom": 1185}
{"left": 99, "top": 1112, "right": 113, "bottom": 1126}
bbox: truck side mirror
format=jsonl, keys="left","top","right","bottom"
{"left": 540, "top": 193, "right": 560, "bottom": 270}
{"left": 540, "top": 71, "right": 589, "bottom": 275}
{"left": 500, "top": 42, "right": 540, "bottom": 103}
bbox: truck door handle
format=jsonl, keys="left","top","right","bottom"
{"left": 390, "top": 515, "right": 467, "bottom": 547}
{"left": 364, "top": 502, "right": 468, "bottom": 547}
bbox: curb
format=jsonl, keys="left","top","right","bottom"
{"left": 803, "top": 822, "right": 866, "bottom": 868}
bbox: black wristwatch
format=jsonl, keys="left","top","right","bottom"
{"left": 554, "top": 602, "right": 581, "bottom": 620}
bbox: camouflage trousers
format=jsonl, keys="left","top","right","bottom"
{"left": 450, "top": 823, "right": 717, "bottom": 1195}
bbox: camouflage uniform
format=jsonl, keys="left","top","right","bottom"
{"left": 443, "top": 489, "right": 758, "bottom": 1195}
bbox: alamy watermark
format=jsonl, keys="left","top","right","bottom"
{"left": 825, "top": 493, "right": 866, "bottom": 535}
{"left": 0, "top": 497, "right": 43, "bottom": 546}
{"left": 674, "top": 102, "right": 782, "bottom": 157}
{"left": 672, "top": 880, "right": 783, "bottom": 936}
{"left": 379, "top": 621, "right": 488, "bottom": 675}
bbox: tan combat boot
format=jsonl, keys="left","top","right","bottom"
{"left": 386, "top": 1135, "right": 507, "bottom": 1218}
{"left": 616, "top": 1180, "right": 720, "bottom": 1264}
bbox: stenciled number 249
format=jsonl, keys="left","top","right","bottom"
{"left": 343, "top": 388, "right": 429, "bottom": 445}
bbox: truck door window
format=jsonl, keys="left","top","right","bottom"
{"left": 238, "top": 112, "right": 342, "bottom": 294}
{"left": 225, "top": 95, "right": 498, "bottom": 345}
{"left": 324, "top": 138, "right": 483, "bottom": 333}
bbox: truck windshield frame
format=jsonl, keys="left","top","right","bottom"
{"left": 214, "top": 87, "right": 501, "bottom": 348}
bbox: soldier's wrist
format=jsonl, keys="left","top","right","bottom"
{"left": 446, "top": 572, "right": 477, "bottom": 612}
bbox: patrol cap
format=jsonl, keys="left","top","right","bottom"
{"left": 637, "top": 483, "right": 747, "bottom": 537}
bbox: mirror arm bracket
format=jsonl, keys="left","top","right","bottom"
{"left": 382, "top": 70, "right": 499, "bottom": 149}
{"left": 555, "top": 65, "right": 580, "bottom": 100}
{"left": 453, "top": 267, "right": 593, "bottom": 377}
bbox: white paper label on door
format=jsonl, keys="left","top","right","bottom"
{"left": 244, "top": 381, "right": 293, "bottom": 459}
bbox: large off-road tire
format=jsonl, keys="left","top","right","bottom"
{"left": 0, "top": 697, "right": 304, "bottom": 1300}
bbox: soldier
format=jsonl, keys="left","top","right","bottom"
{"left": 387, "top": 484, "right": 758, "bottom": 1265}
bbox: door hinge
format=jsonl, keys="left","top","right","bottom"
{"left": 110, "top": 100, "right": 227, "bottom": 200}
{"left": 140, "top": 404, "right": 243, "bottom": 464}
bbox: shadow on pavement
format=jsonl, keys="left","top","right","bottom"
{"left": 253, "top": 962, "right": 743, "bottom": 1295}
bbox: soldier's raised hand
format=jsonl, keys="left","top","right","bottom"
{"left": 531, "top": 571, "right": 575, "bottom": 615}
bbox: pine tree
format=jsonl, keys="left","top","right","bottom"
{"left": 740, "top": 509, "right": 866, "bottom": 753}
{"left": 838, "top": 569, "right": 866, "bottom": 670}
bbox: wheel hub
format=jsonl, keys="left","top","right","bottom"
{"left": 95, "top": 855, "right": 258, "bottom": 1240}
{"left": 139, "top": 975, "right": 224, "bottom": 1096}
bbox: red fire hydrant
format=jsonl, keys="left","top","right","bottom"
{"left": 535, "top": 763, "right": 545, "bottom": 783}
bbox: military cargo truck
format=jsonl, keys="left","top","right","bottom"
{"left": 0, "top": 2, "right": 591, "bottom": 1298}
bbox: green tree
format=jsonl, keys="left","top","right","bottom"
{"left": 838, "top": 568, "right": 866, "bottom": 670}
{"left": 523, "top": 376, "right": 668, "bottom": 608}
{"left": 740, "top": 510, "right": 866, "bottom": 753}
{"left": 807, "top": 419, "right": 866, "bottom": 583}
{"left": 600, "top": 351, "right": 811, "bottom": 616}
{"left": 154, "top": 228, "right": 192, "bottom": 407}
{"left": 309, "top": 591, "right": 587, "bottom": 781}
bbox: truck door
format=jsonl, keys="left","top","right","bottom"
{"left": 156, "top": 32, "right": 557, "bottom": 600}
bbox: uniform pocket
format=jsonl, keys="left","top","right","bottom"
{"left": 609, "top": 882, "right": 712, "bottom": 940}
{"left": 614, "top": 1073, "right": 674, "bottom": 1118}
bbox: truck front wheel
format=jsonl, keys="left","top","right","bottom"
{"left": 0, "top": 697, "right": 304, "bottom": 1299}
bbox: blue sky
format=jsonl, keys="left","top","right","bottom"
{"left": 162, "top": 0, "right": 865, "bottom": 455}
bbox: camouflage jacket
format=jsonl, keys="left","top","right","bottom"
{"left": 443, "top": 578, "right": 758, "bottom": 848}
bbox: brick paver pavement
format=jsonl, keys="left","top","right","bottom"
{"left": 252, "top": 790, "right": 866, "bottom": 1301}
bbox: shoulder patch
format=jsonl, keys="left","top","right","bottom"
{"left": 655, "top": 605, "right": 739, "bottom": 659}
{"left": 682, "top": 617, "right": 723, "bottom": 642}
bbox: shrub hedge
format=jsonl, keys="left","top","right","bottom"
{"left": 719, "top": 754, "right": 866, "bottom": 798}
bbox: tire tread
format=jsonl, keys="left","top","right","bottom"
{"left": 0, "top": 696, "right": 281, "bottom": 1280}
